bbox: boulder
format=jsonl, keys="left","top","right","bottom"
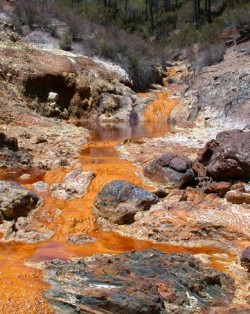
{"left": 143, "top": 153, "right": 194, "bottom": 188}
{"left": 240, "top": 247, "right": 250, "bottom": 272}
{"left": 50, "top": 169, "right": 95, "bottom": 200}
{"left": 44, "top": 249, "right": 235, "bottom": 314}
{"left": 0, "top": 180, "right": 41, "bottom": 220}
{"left": 94, "top": 180, "right": 158, "bottom": 224}
{"left": 198, "top": 130, "right": 250, "bottom": 180}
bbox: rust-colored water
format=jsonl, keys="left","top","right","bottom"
{"left": 0, "top": 115, "right": 234, "bottom": 311}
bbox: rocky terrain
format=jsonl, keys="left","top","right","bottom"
{"left": 0, "top": 6, "right": 250, "bottom": 314}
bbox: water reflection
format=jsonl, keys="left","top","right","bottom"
{"left": 73, "top": 120, "right": 172, "bottom": 142}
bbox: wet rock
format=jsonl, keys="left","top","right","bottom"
{"left": 204, "top": 181, "right": 232, "bottom": 197}
{"left": 198, "top": 130, "right": 250, "bottom": 180}
{"left": 32, "top": 181, "right": 49, "bottom": 193}
{"left": 240, "top": 246, "right": 250, "bottom": 272}
{"left": 0, "top": 180, "right": 41, "bottom": 220}
{"left": 143, "top": 153, "right": 194, "bottom": 188}
{"left": 0, "top": 216, "right": 53, "bottom": 243}
{"left": 94, "top": 180, "right": 158, "bottom": 224}
{"left": 50, "top": 169, "right": 95, "bottom": 200}
{"left": 226, "top": 190, "right": 250, "bottom": 204}
{"left": 67, "top": 234, "right": 96, "bottom": 245}
{"left": 44, "top": 249, "right": 235, "bottom": 314}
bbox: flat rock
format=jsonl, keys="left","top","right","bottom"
{"left": 67, "top": 233, "right": 96, "bottom": 245}
{"left": 0, "top": 180, "right": 41, "bottom": 220}
{"left": 44, "top": 249, "right": 235, "bottom": 314}
{"left": 143, "top": 152, "right": 194, "bottom": 188}
{"left": 204, "top": 181, "right": 232, "bottom": 197}
{"left": 94, "top": 180, "right": 158, "bottom": 224}
{"left": 226, "top": 190, "right": 250, "bottom": 204}
{"left": 50, "top": 169, "right": 95, "bottom": 200}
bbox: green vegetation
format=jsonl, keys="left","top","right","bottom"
{"left": 12, "top": 0, "right": 250, "bottom": 90}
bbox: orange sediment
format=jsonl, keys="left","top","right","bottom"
{"left": 144, "top": 90, "right": 178, "bottom": 122}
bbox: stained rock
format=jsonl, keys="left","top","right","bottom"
{"left": 44, "top": 249, "right": 235, "bottom": 314}
{"left": 94, "top": 180, "right": 158, "bottom": 224}
{"left": 0, "top": 180, "right": 41, "bottom": 220}
{"left": 204, "top": 181, "right": 232, "bottom": 197}
{"left": 226, "top": 190, "right": 250, "bottom": 204}
{"left": 240, "top": 246, "right": 250, "bottom": 272}
{"left": 143, "top": 152, "right": 194, "bottom": 188}
{"left": 198, "top": 130, "right": 250, "bottom": 180}
{"left": 50, "top": 169, "right": 95, "bottom": 200}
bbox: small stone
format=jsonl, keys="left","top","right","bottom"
{"left": 48, "top": 92, "right": 59, "bottom": 102}
{"left": 67, "top": 234, "right": 96, "bottom": 245}
{"left": 32, "top": 181, "right": 49, "bottom": 193}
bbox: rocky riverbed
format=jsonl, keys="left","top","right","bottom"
{"left": 0, "top": 16, "right": 250, "bottom": 314}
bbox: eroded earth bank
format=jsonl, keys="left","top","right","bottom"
{"left": 0, "top": 19, "right": 250, "bottom": 314}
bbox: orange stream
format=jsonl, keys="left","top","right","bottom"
{"left": 0, "top": 101, "right": 234, "bottom": 312}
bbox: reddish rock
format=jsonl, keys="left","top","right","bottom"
{"left": 204, "top": 181, "right": 232, "bottom": 197}
{"left": 199, "top": 130, "right": 250, "bottom": 180}
{"left": 143, "top": 153, "right": 194, "bottom": 188}
{"left": 226, "top": 190, "right": 250, "bottom": 204}
{"left": 240, "top": 247, "right": 250, "bottom": 272}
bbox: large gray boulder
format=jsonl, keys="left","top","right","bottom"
{"left": 94, "top": 180, "right": 158, "bottom": 224}
{"left": 0, "top": 180, "right": 41, "bottom": 220}
{"left": 143, "top": 153, "right": 194, "bottom": 188}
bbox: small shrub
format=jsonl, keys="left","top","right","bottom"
{"left": 59, "top": 34, "right": 72, "bottom": 51}
{"left": 191, "top": 43, "right": 226, "bottom": 73}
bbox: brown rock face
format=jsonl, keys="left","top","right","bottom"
{"left": 199, "top": 130, "right": 250, "bottom": 181}
{"left": 0, "top": 180, "right": 41, "bottom": 220}
{"left": 240, "top": 246, "right": 250, "bottom": 272}
{"left": 143, "top": 153, "right": 194, "bottom": 188}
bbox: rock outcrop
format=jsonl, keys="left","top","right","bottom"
{"left": 44, "top": 249, "right": 235, "bottom": 314}
{"left": 0, "top": 180, "right": 41, "bottom": 220}
{"left": 94, "top": 180, "right": 158, "bottom": 224}
{"left": 143, "top": 153, "right": 194, "bottom": 188}
{"left": 183, "top": 42, "right": 250, "bottom": 128}
{"left": 198, "top": 129, "right": 250, "bottom": 181}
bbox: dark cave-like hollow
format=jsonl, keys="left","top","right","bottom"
{"left": 24, "top": 74, "right": 76, "bottom": 110}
